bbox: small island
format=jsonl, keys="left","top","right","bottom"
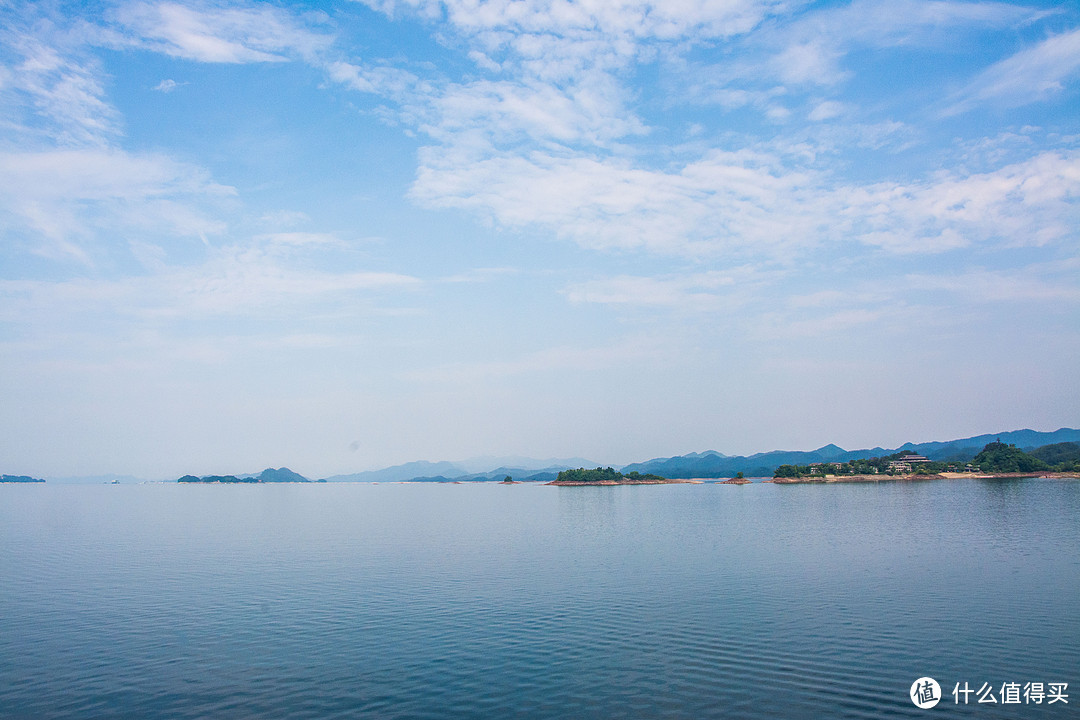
{"left": 717, "top": 474, "right": 752, "bottom": 484}
{"left": 547, "top": 467, "right": 697, "bottom": 486}
{"left": 1, "top": 474, "right": 45, "bottom": 483}
{"left": 178, "top": 467, "right": 310, "bottom": 483}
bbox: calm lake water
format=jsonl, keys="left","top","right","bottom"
{"left": 2, "top": 479, "right": 1078, "bottom": 719}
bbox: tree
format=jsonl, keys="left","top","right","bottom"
{"left": 972, "top": 441, "right": 1048, "bottom": 473}
{"left": 1028, "top": 442, "right": 1080, "bottom": 470}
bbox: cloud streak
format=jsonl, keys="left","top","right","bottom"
{"left": 946, "top": 27, "right": 1080, "bottom": 113}
{"left": 113, "top": 1, "right": 334, "bottom": 63}
{"left": 411, "top": 138, "right": 1080, "bottom": 258}
{"left": 0, "top": 148, "right": 235, "bottom": 263}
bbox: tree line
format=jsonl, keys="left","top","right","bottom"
{"left": 773, "top": 441, "right": 1080, "bottom": 478}
{"left": 555, "top": 467, "right": 666, "bottom": 483}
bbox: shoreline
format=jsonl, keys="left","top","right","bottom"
{"left": 546, "top": 478, "right": 703, "bottom": 486}
{"left": 769, "top": 471, "right": 1080, "bottom": 484}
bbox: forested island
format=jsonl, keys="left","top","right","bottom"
{"left": 773, "top": 441, "right": 1080, "bottom": 482}
{"left": 1, "top": 474, "right": 44, "bottom": 483}
{"left": 547, "top": 467, "right": 694, "bottom": 485}
{"left": 178, "top": 467, "right": 311, "bottom": 483}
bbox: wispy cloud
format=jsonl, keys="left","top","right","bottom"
{"left": 423, "top": 77, "right": 645, "bottom": 146}
{"left": 0, "top": 243, "right": 422, "bottom": 342}
{"left": 946, "top": 27, "right": 1080, "bottom": 114}
{"left": 326, "top": 60, "right": 424, "bottom": 97}
{"left": 0, "top": 30, "right": 120, "bottom": 147}
{"left": 114, "top": 1, "right": 334, "bottom": 63}
{"left": 151, "top": 78, "right": 187, "bottom": 92}
{"left": 359, "top": 0, "right": 788, "bottom": 43}
{"left": 678, "top": 0, "right": 1036, "bottom": 99}
{"left": 410, "top": 144, "right": 832, "bottom": 257}
{"left": 330, "top": 0, "right": 1079, "bottom": 267}
{"left": 412, "top": 134, "right": 1080, "bottom": 258}
{"left": 839, "top": 150, "right": 1080, "bottom": 253}
{"left": 904, "top": 259, "right": 1080, "bottom": 304}
{"left": 0, "top": 148, "right": 235, "bottom": 263}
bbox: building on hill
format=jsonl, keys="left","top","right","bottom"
{"left": 887, "top": 454, "right": 930, "bottom": 473}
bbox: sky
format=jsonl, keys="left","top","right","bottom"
{"left": 1, "top": 0, "right": 1078, "bottom": 480}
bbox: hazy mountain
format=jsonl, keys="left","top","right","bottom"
{"left": 257, "top": 467, "right": 309, "bottom": 483}
{"left": 454, "top": 455, "right": 599, "bottom": 474}
{"left": 42, "top": 474, "right": 149, "bottom": 485}
{"left": 406, "top": 469, "right": 561, "bottom": 483}
{"left": 895, "top": 428, "right": 1080, "bottom": 460}
{"left": 321, "top": 456, "right": 600, "bottom": 482}
{"left": 620, "top": 428, "right": 1080, "bottom": 478}
{"left": 322, "top": 460, "right": 469, "bottom": 483}
{"left": 620, "top": 446, "right": 882, "bottom": 479}
{"left": 442, "top": 466, "right": 566, "bottom": 482}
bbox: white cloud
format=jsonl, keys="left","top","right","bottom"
{"left": 114, "top": 1, "right": 333, "bottom": 64}
{"left": 411, "top": 136, "right": 1080, "bottom": 258}
{"left": 946, "top": 27, "right": 1080, "bottom": 114}
{"left": 326, "top": 60, "right": 423, "bottom": 97}
{"left": 361, "top": 0, "right": 788, "bottom": 42}
{"left": 0, "top": 148, "right": 235, "bottom": 261}
{"left": 808, "top": 99, "right": 846, "bottom": 121}
{"left": 685, "top": 0, "right": 1040, "bottom": 104}
{"left": 152, "top": 78, "right": 187, "bottom": 92}
{"left": 411, "top": 144, "right": 827, "bottom": 256}
{"left": 349, "top": 0, "right": 791, "bottom": 141}
{"left": 0, "top": 244, "right": 422, "bottom": 332}
{"left": 809, "top": 0, "right": 1035, "bottom": 49}
{"left": 840, "top": 150, "right": 1080, "bottom": 253}
{"left": 158, "top": 248, "right": 421, "bottom": 317}
{"left": 772, "top": 42, "right": 848, "bottom": 86}
{"left": 340, "top": 0, "right": 1078, "bottom": 269}
{"left": 423, "top": 77, "right": 644, "bottom": 145}
{"left": 0, "top": 35, "right": 120, "bottom": 147}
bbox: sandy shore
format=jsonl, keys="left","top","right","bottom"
{"left": 770, "top": 471, "right": 1080, "bottom": 484}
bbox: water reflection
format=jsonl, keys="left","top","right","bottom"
{"left": 2, "top": 481, "right": 1078, "bottom": 720}
{"left": 557, "top": 485, "right": 618, "bottom": 536}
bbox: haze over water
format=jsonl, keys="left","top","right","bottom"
{"left": 2, "top": 479, "right": 1078, "bottom": 719}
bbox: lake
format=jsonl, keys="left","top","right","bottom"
{"left": 2, "top": 479, "right": 1077, "bottom": 719}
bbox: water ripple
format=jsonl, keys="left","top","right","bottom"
{"left": 1, "top": 481, "right": 1077, "bottom": 719}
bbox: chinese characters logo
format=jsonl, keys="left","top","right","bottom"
{"left": 911, "top": 677, "right": 942, "bottom": 709}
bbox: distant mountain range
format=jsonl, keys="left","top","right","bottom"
{"left": 11, "top": 429, "right": 1078, "bottom": 484}
{"left": 322, "top": 458, "right": 595, "bottom": 484}
{"left": 178, "top": 467, "right": 312, "bottom": 483}
{"left": 621, "top": 427, "right": 1080, "bottom": 479}
{"left": 322, "top": 428, "right": 1080, "bottom": 482}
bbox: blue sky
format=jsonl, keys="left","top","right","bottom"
{"left": 1, "top": 0, "right": 1078, "bottom": 479}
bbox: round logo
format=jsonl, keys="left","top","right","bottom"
{"left": 910, "top": 677, "right": 941, "bottom": 709}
